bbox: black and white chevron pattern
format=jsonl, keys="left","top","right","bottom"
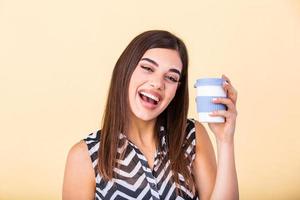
{"left": 84, "top": 119, "right": 199, "bottom": 200}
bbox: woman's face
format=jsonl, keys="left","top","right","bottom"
{"left": 128, "top": 48, "right": 183, "bottom": 122}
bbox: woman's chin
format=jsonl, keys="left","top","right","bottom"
{"left": 136, "top": 114, "right": 158, "bottom": 122}
{"left": 130, "top": 110, "right": 160, "bottom": 122}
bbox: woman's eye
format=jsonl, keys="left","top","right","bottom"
{"left": 166, "top": 76, "right": 179, "bottom": 83}
{"left": 141, "top": 65, "right": 153, "bottom": 72}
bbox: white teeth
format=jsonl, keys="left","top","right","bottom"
{"left": 140, "top": 91, "right": 160, "bottom": 102}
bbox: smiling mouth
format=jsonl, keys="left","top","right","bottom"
{"left": 138, "top": 91, "right": 160, "bottom": 105}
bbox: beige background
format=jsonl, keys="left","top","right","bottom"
{"left": 1, "top": 0, "right": 300, "bottom": 199}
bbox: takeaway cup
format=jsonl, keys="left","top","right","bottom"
{"left": 194, "top": 78, "right": 227, "bottom": 123}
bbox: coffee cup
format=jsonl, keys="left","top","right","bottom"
{"left": 194, "top": 78, "right": 227, "bottom": 123}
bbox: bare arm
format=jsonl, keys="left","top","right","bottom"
{"left": 62, "top": 140, "right": 96, "bottom": 200}
{"left": 210, "top": 137, "right": 238, "bottom": 200}
{"left": 192, "top": 121, "right": 217, "bottom": 200}
{"left": 192, "top": 74, "right": 239, "bottom": 200}
{"left": 192, "top": 121, "right": 239, "bottom": 200}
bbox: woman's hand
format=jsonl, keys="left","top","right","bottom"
{"left": 208, "top": 74, "right": 238, "bottom": 143}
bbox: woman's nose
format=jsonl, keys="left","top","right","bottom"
{"left": 149, "top": 77, "right": 165, "bottom": 90}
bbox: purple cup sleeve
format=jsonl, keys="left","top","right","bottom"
{"left": 196, "top": 96, "right": 227, "bottom": 112}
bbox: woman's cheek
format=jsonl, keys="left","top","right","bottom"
{"left": 169, "top": 87, "right": 177, "bottom": 99}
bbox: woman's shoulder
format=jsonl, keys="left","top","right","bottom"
{"left": 186, "top": 118, "right": 206, "bottom": 135}
{"left": 184, "top": 118, "right": 208, "bottom": 162}
{"left": 185, "top": 118, "right": 207, "bottom": 148}
{"left": 64, "top": 130, "right": 101, "bottom": 180}
{"left": 63, "top": 140, "right": 96, "bottom": 198}
{"left": 186, "top": 118, "right": 206, "bottom": 139}
{"left": 66, "top": 140, "right": 91, "bottom": 165}
{"left": 65, "top": 130, "right": 101, "bottom": 157}
{"left": 82, "top": 130, "right": 101, "bottom": 165}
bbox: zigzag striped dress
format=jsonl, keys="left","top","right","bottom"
{"left": 84, "top": 118, "right": 199, "bottom": 200}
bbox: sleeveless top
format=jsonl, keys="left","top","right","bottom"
{"left": 84, "top": 118, "right": 199, "bottom": 200}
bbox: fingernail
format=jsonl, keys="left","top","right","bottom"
{"left": 212, "top": 98, "right": 217, "bottom": 102}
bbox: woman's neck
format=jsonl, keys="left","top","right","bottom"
{"left": 127, "top": 116, "right": 158, "bottom": 148}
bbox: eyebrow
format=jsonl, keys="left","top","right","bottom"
{"left": 140, "top": 57, "right": 182, "bottom": 77}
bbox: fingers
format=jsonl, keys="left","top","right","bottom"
{"left": 209, "top": 108, "right": 238, "bottom": 119}
{"left": 211, "top": 96, "right": 238, "bottom": 119}
{"left": 212, "top": 97, "right": 235, "bottom": 111}
{"left": 222, "top": 74, "right": 238, "bottom": 105}
{"left": 209, "top": 110, "right": 231, "bottom": 118}
{"left": 222, "top": 74, "right": 231, "bottom": 84}
{"left": 209, "top": 74, "right": 239, "bottom": 120}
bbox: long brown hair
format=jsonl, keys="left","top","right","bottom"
{"left": 99, "top": 30, "right": 193, "bottom": 190}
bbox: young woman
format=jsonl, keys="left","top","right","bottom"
{"left": 62, "top": 30, "right": 239, "bottom": 200}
